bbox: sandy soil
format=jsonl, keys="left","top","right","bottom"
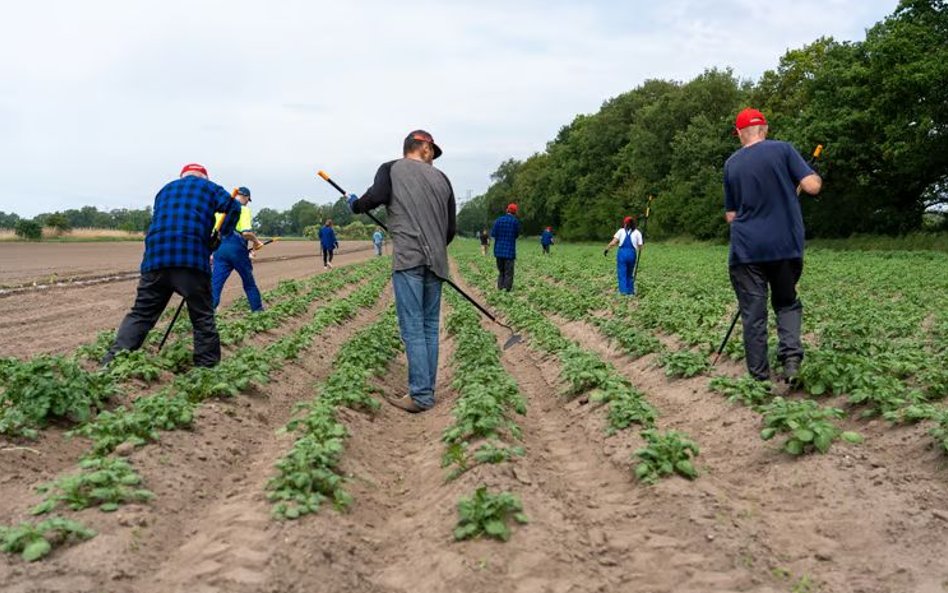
{"left": 1, "top": 256, "right": 946, "bottom": 593}
{"left": 0, "top": 241, "right": 376, "bottom": 358}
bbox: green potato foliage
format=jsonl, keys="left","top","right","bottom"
{"left": 0, "top": 517, "right": 95, "bottom": 562}
{"left": 454, "top": 486, "right": 529, "bottom": 542}
{"left": 634, "top": 429, "right": 700, "bottom": 484}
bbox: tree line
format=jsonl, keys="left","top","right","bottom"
{"left": 0, "top": 196, "right": 383, "bottom": 239}
{"left": 0, "top": 207, "right": 153, "bottom": 234}
{"left": 252, "top": 198, "right": 386, "bottom": 237}
{"left": 459, "top": 0, "right": 947, "bottom": 240}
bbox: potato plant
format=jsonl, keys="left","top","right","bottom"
{"left": 709, "top": 375, "right": 775, "bottom": 408}
{"left": 69, "top": 392, "right": 195, "bottom": 456}
{"left": 0, "top": 517, "right": 95, "bottom": 562}
{"left": 32, "top": 457, "right": 154, "bottom": 514}
{"left": 759, "top": 397, "right": 863, "bottom": 455}
{"left": 634, "top": 429, "right": 700, "bottom": 484}
{"left": 659, "top": 349, "right": 709, "bottom": 379}
{"left": 454, "top": 485, "right": 528, "bottom": 542}
{"left": 0, "top": 355, "right": 118, "bottom": 438}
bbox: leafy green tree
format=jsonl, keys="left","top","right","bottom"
{"left": 287, "top": 200, "right": 322, "bottom": 236}
{"left": 461, "top": 1, "right": 947, "bottom": 240}
{"left": 0, "top": 211, "right": 21, "bottom": 229}
{"left": 45, "top": 213, "right": 71, "bottom": 234}
{"left": 14, "top": 220, "right": 42, "bottom": 241}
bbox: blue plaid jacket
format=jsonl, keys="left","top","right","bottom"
{"left": 491, "top": 213, "right": 521, "bottom": 259}
{"left": 141, "top": 176, "right": 240, "bottom": 276}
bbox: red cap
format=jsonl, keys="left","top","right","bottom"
{"left": 735, "top": 108, "right": 768, "bottom": 130}
{"left": 180, "top": 163, "right": 208, "bottom": 177}
{"left": 623, "top": 216, "right": 634, "bottom": 226}
{"left": 546, "top": 226, "right": 552, "bottom": 231}
{"left": 507, "top": 203, "right": 518, "bottom": 214}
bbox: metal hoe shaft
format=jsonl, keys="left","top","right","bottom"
{"left": 631, "top": 194, "right": 654, "bottom": 286}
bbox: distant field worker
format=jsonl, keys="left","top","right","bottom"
{"left": 724, "top": 107, "right": 821, "bottom": 382}
{"left": 491, "top": 203, "right": 521, "bottom": 291}
{"left": 373, "top": 227, "right": 384, "bottom": 256}
{"left": 603, "top": 216, "right": 643, "bottom": 296}
{"left": 540, "top": 226, "right": 554, "bottom": 255}
{"left": 318, "top": 219, "right": 338, "bottom": 269}
{"left": 102, "top": 163, "right": 241, "bottom": 368}
{"left": 211, "top": 187, "right": 264, "bottom": 312}
{"left": 479, "top": 227, "right": 490, "bottom": 256}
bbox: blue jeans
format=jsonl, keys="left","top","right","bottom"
{"left": 211, "top": 239, "right": 263, "bottom": 311}
{"left": 391, "top": 266, "right": 442, "bottom": 409}
{"left": 616, "top": 248, "right": 637, "bottom": 295}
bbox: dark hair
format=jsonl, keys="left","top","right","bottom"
{"left": 403, "top": 137, "right": 427, "bottom": 156}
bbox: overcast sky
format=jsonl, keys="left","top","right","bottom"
{"left": 0, "top": 0, "right": 895, "bottom": 217}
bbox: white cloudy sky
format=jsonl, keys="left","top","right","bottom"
{"left": 0, "top": 0, "right": 895, "bottom": 217}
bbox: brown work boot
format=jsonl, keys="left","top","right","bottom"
{"left": 386, "top": 394, "right": 424, "bottom": 414}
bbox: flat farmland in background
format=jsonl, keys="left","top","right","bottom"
{"left": 0, "top": 240, "right": 330, "bottom": 288}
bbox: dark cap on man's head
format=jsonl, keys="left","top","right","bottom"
{"left": 405, "top": 129, "right": 442, "bottom": 159}
{"left": 235, "top": 186, "right": 251, "bottom": 201}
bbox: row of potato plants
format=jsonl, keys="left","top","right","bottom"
{"left": 267, "top": 307, "right": 402, "bottom": 519}
{"left": 516, "top": 244, "right": 948, "bottom": 455}
{"left": 454, "top": 253, "right": 699, "bottom": 484}
{"left": 0, "top": 261, "right": 383, "bottom": 441}
{"left": 0, "top": 263, "right": 391, "bottom": 561}
{"left": 518, "top": 251, "right": 715, "bottom": 376}
{"left": 512, "top": 247, "right": 866, "bottom": 457}
{"left": 441, "top": 291, "right": 530, "bottom": 542}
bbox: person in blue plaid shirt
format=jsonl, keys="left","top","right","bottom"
{"left": 491, "top": 203, "right": 521, "bottom": 291}
{"left": 102, "top": 163, "right": 242, "bottom": 368}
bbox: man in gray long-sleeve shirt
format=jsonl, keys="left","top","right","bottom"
{"left": 348, "top": 130, "right": 456, "bottom": 413}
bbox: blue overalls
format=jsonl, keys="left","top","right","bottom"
{"left": 211, "top": 231, "right": 263, "bottom": 311}
{"left": 616, "top": 230, "right": 637, "bottom": 296}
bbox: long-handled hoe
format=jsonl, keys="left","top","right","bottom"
{"left": 317, "top": 170, "right": 523, "bottom": 350}
{"left": 631, "top": 193, "right": 655, "bottom": 288}
{"left": 712, "top": 144, "right": 824, "bottom": 367}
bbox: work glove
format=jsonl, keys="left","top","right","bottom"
{"left": 209, "top": 230, "right": 221, "bottom": 252}
{"left": 334, "top": 241, "right": 339, "bottom": 249}
{"left": 347, "top": 193, "right": 359, "bottom": 212}
{"left": 603, "top": 249, "right": 608, "bottom": 257}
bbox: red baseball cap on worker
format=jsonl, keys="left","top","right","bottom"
{"left": 406, "top": 129, "right": 442, "bottom": 160}
{"left": 623, "top": 216, "right": 634, "bottom": 226}
{"left": 507, "top": 203, "right": 518, "bottom": 214}
{"left": 735, "top": 108, "right": 768, "bottom": 130}
{"left": 180, "top": 163, "right": 208, "bottom": 178}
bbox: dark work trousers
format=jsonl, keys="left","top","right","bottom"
{"left": 322, "top": 248, "right": 334, "bottom": 267}
{"left": 104, "top": 267, "right": 221, "bottom": 368}
{"left": 729, "top": 258, "right": 804, "bottom": 380}
{"left": 496, "top": 257, "right": 515, "bottom": 291}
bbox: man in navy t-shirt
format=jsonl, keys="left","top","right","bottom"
{"left": 724, "top": 107, "right": 821, "bottom": 382}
